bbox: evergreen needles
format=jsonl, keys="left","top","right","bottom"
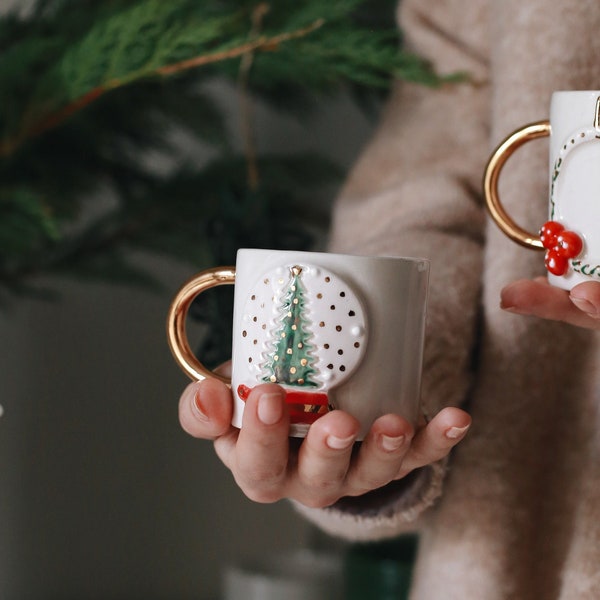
{"left": 0, "top": 0, "right": 456, "bottom": 303}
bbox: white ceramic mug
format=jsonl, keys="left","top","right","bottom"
{"left": 484, "top": 90, "right": 600, "bottom": 290}
{"left": 167, "top": 249, "right": 429, "bottom": 438}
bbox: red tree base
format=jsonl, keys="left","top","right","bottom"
{"left": 237, "top": 385, "right": 330, "bottom": 424}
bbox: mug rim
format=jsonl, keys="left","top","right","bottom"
{"left": 236, "top": 247, "right": 430, "bottom": 265}
{"left": 552, "top": 89, "right": 600, "bottom": 95}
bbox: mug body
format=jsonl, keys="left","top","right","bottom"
{"left": 230, "top": 249, "right": 429, "bottom": 438}
{"left": 548, "top": 90, "right": 600, "bottom": 289}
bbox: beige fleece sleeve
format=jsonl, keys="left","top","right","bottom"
{"left": 293, "top": 0, "right": 490, "bottom": 541}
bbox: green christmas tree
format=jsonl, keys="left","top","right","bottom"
{"left": 263, "top": 265, "right": 318, "bottom": 387}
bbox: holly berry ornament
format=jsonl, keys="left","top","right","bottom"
{"left": 540, "top": 220, "right": 584, "bottom": 276}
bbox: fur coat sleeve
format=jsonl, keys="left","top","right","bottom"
{"left": 293, "top": 0, "right": 490, "bottom": 540}
{"left": 294, "top": 2, "right": 600, "bottom": 596}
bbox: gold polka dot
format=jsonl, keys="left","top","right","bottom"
{"left": 340, "top": 365, "right": 346, "bottom": 372}
{"left": 253, "top": 339, "right": 258, "bottom": 345}
{"left": 354, "top": 342, "right": 360, "bottom": 348}
{"left": 340, "top": 291, "right": 346, "bottom": 297}
{"left": 242, "top": 330, "right": 247, "bottom": 337}
{"left": 317, "top": 293, "right": 323, "bottom": 299}
{"left": 262, "top": 324, "right": 266, "bottom": 330}
{"left": 264, "top": 278, "right": 270, "bottom": 284}
{"left": 336, "top": 325, "right": 342, "bottom": 332}
{"left": 298, "top": 378, "right": 305, "bottom": 385}
{"left": 287, "top": 311, "right": 292, "bottom": 317}
{"left": 324, "top": 343, "right": 330, "bottom": 349}
{"left": 330, "top": 305, "right": 335, "bottom": 310}
{"left": 251, "top": 294, "right": 256, "bottom": 300}
{"left": 291, "top": 285, "right": 296, "bottom": 291}
{"left": 281, "top": 332, "right": 286, "bottom": 338}
{"left": 338, "top": 349, "right": 343, "bottom": 355}
{"left": 287, "top": 348, "right": 293, "bottom": 355}
{"left": 293, "top": 298, "right": 299, "bottom": 305}
{"left": 297, "top": 343, "right": 303, "bottom": 349}
{"left": 252, "top": 316, "right": 257, "bottom": 322}
{"left": 278, "top": 278, "right": 284, "bottom": 284}
{"left": 290, "top": 367, "right": 297, "bottom": 374}
{"left": 349, "top": 310, "right": 355, "bottom": 317}
{"left": 291, "top": 324, "right": 297, "bottom": 331}
{"left": 325, "top": 277, "right": 331, "bottom": 283}
{"left": 274, "top": 355, "right": 279, "bottom": 361}
{"left": 319, "top": 321, "right": 325, "bottom": 327}
{"left": 248, "top": 357, "right": 252, "bottom": 363}
{"left": 301, "top": 359, "right": 308, "bottom": 366}
{"left": 327, "top": 364, "right": 334, "bottom": 370}
{"left": 270, "top": 375, "right": 276, "bottom": 382}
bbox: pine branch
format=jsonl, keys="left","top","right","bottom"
{"left": 0, "top": 11, "right": 325, "bottom": 158}
{"left": 0, "top": 0, "right": 462, "bottom": 297}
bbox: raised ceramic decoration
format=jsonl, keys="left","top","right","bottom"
{"left": 235, "top": 263, "right": 367, "bottom": 431}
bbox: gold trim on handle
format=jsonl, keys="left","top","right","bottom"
{"left": 166, "top": 267, "right": 236, "bottom": 384}
{"left": 483, "top": 120, "right": 550, "bottom": 250}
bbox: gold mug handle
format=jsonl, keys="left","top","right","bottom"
{"left": 483, "top": 120, "right": 550, "bottom": 250}
{"left": 166, "top": 266, "right": 236, "bottom": 384}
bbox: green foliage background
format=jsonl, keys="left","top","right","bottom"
{"left": 0, "top": 0, "right": 454, "bottom": 361}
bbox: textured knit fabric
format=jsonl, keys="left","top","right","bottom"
{"left": 293, "top": 1, "right": 600, "bottom": 598}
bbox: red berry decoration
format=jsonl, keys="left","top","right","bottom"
{"left": 539, "top": 220, "right": 583, "bottom": 276}
{"left": 557, "top": 230, "right": 583, "bottom": 259}
{"left": 540, "top": 221, "right": 564, "bottom": 249}
{"left": 544, "top": 248, "right": 568, "bottom": 276}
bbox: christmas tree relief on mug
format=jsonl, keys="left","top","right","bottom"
{"left": 167, "top": 249, "right": 429, "bottom": 439}
{"left": 235, "top": 263, "right": 367, "bottom": 435}
{"left": 484, "top": 90, "right": 600, "bottom": 290}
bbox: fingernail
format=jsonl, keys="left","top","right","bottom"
{"left": 570, "top": 295, "right": 599, "bottom": 318}
{"left": 380, "top": 434, "right": 406, "bottom": 452}
{"left": 257, "top": 393, "right": 283, "bottom": 425}
{"left": 192, "top": 391, "right": 210, "bottom": 422}
{"left": 445, "top": 424, "right": 470, "bottom": 440}
{"left": 326, "top": 433, "right": 356, "bottom": 450}
{"left": 500, "top": 301, "right": 525, "bottom": 314}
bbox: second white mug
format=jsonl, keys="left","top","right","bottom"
{"left": 484, "top": 90, "right": 600, "bottom": 290}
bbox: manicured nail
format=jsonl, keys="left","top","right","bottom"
{"left": 570, "top": 295, "right": 599, "bottom": 318}
{"left": 500, "top": 301, "right": 525, "bottom": 314}
{"left": 445, "top": 424, "right": 470, "bottom": 440}
{"left": 257, "top": 393, "right": 283, "bottom": 425}
{"left": 380, "top": 434, "right": 406, "bottom": 452}
{"left": 326, "top": 433, "right": 356, "bottom": 450}
{"left": 192, "top": 391, "right": 210, "bottom": 422}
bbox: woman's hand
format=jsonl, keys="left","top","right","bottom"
{"left": 179, "top": 378, "right": 471, "bottom": 508}
{"left": 501, "top": 278, "right": 600, "bottom": 330}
